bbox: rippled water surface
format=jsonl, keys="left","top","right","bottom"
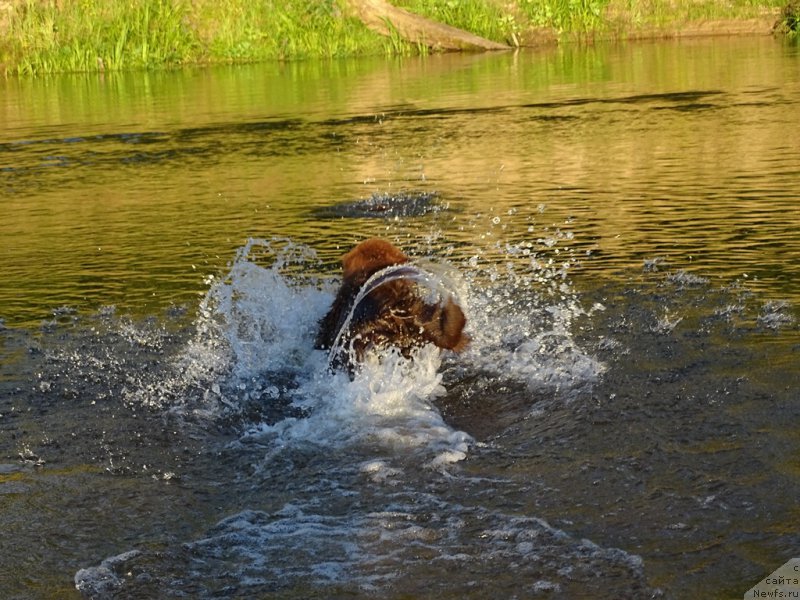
{"left": 1, "top": 37, "right": 799, "bottom": 599}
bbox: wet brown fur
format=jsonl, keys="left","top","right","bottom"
{"left": 315, "top": 239, "right": 468, "bottom": 369}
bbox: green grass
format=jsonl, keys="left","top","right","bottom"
{"left": 395, "top": 0, "right": 512, "bottom": 42}
{"left": 394, "top": 0, "right": 608, "bottom": 45}
{"left": 604, "top": 0, "right": 788, "bottom": 33}
{"left": 0, "top": 0, "right": 791, "bottom": 75}
{"left": 519, "top": 0, "right": 608, "bottom": 34}
{"left": 6, "top": 0, "right": 199, "bottom": 74}
{"left": 1, "top": 0, "right": 412, "bottom": 75}
{"left": 191, "top": 0, "right": 402, "bottom": 62}
{"left": 773, "top": 0, "right": 800, "bottom": 36}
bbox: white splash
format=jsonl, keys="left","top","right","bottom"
{"left": 129, "top": 235, "right": 603, "bottom": 464}
{"left": 186, "top": 238, "right": 473, "bottom": 464}
{"left": 246, "top": 343, "right": 472, "bottom": 467}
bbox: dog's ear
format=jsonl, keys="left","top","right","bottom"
{"left": 441, "top": 297, "right": 469, "bottom": 352}
{"left": 342, "top": 239, "right": 408, "bottom": 283}
{"left": 423, "top": 297, "right": 469, "bottom": 352}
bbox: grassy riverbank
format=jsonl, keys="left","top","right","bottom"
{"left": 0, "top": 0, "right": 795, "bottom": 75}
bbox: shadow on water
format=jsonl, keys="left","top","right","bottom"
{"left": 1, "top": 90, "right": 731, "bottom": 189}
{"left": 1, "top": 36, "right": 799, "bottom": 599}
{"left": 311, "top": 190, "right": 444, "bottom": 219}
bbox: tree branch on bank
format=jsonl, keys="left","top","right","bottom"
{"left": 345, "top": 0, "right": 510, "bottom": 51}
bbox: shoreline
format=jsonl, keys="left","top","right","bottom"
{"left": 0, "top": 1, "right": 794, "bottom": 76}
{"left": 595, "top": 15, "right": 782, "bottom": 41}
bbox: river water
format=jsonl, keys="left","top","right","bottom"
{"left": 1, "top": 37, "right": 798, "bottom": 599}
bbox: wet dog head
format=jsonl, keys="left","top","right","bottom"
{"left": 340, "top": 238, "right": 409, "bottom": 286}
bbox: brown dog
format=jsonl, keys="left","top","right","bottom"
{"left": 315, "top": 239, "right": 468, "bottom": 370}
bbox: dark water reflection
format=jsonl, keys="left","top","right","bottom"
{"left": 1, "top": 37, "right": 799, "bottom": 599}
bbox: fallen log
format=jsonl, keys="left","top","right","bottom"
{"left": 345, "top": 0, "right": 510, "bottom": 51}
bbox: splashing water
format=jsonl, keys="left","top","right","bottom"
{"left": 67, "top": 233, "right": 652, "bottom": 598}
{"left": 457, "top": 236, "right": 606, "bottom": 399}
{"left": 126, "top": 234, "right": 601, "bottom": 463}
{"left": 126, "top": 238, "right": 473, "bottom": 464}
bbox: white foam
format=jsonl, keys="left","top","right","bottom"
{"left": 460, "top": 273, "right": 606, "bottom": 397}
{"left": 167, "top": 497, "right": 647, "bottom": 595}
{"left": 249, "top": 344, "right": 473, "bottom": 466}
{"left": 204, "top": 238, "right": 331, "bottom": 380}
{"left": 180, "top": 238, "right": 476, "bottom": 463}
{"left": 74, "top": 550, "right": 142, "bottom": 596}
